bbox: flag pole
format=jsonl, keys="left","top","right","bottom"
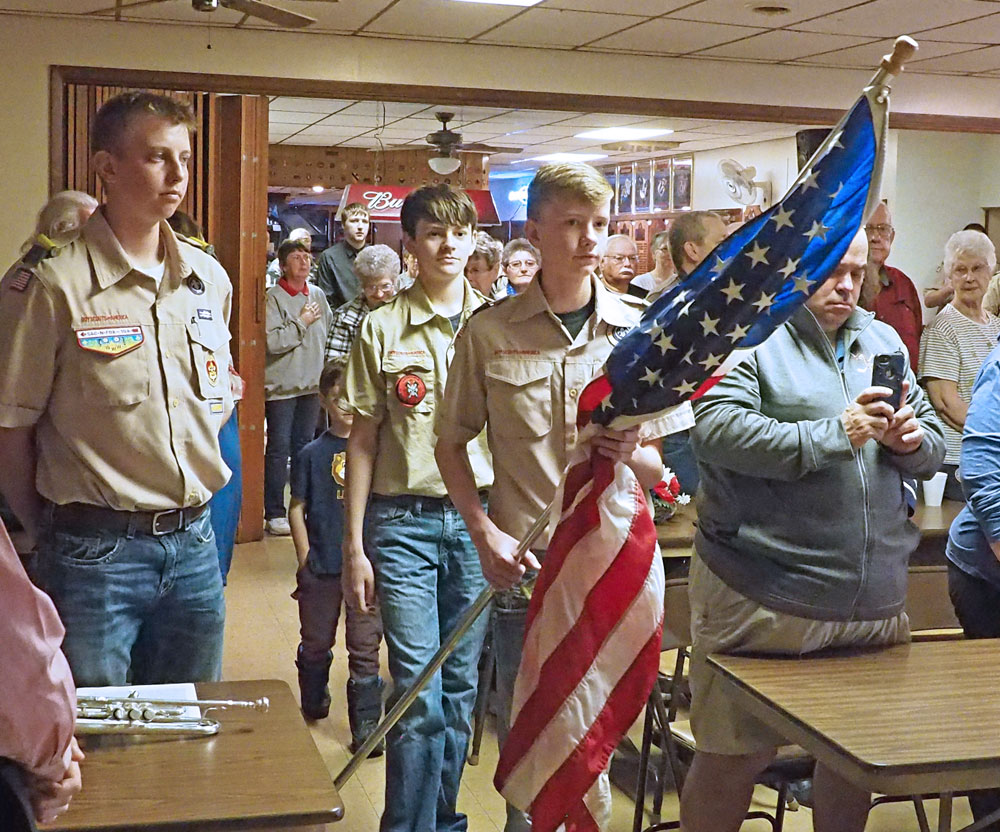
{"left": 334, "top": 501, "right": 553, "bottom": 790}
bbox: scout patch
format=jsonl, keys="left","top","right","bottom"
{"left": 210, "top": 401, "right": 225, "bottom": 414}
{"left": 187, "top": 275, "right": 205, "bottom": 295}
{"left": 6, "top": 266, "right": 34, "bottom": 292}
{"left": 607, "top": 325, "right": 631, "bottom": 346}
{"left": 76, "top": 326, "right": 144, "bottom": 356}
{"left": 206, "top": 358, "right": 219, "bottom": 386}
{"left": 197, "top": 308, "right": 213, "bottom": 321}
{"left": 395, "top": 374, "right": 426, "bottom": 407}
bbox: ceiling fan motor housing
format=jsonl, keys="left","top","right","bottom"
{"left": 193, "top": 0, "right": 220, "bottom": 11}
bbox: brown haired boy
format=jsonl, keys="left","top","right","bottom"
{"left": 316, "top": 201, "right": 371, "bottom": 309}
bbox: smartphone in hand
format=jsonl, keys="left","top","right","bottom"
{"left": 872, "top": 352, "right": 906, "bottom": 410}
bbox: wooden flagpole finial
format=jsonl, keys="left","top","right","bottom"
{"left": 881, "top": 36, "right": 918, "bottom": 76}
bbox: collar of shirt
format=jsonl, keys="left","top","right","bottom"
{"left": 404, "top": 277, "right": 484, "bottom": 327}
{"left": 278, "top": 277, "right": 309, "bottom": 297}
{"left": 508, "top": 271, "right": 637, "bottom": 331}
{"left": 879, "top": 265, "right": 891, "bottom": 288}
{"left": 83, "top": 210, "right": 211, "bottom": 291}
{"left": 338, "top": 240, "right": 361, "bottom": 261}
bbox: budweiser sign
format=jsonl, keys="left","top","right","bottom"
{"left": 338, "top": 184, "right": 500, "bottom": 224}
{"left": 362, "top": 189, "right": 406, "bottom": 213}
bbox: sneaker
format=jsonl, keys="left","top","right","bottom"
{"left": 266, "top": 517, "right": 291, "bottom": 535}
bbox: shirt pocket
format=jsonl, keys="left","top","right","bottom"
{"left": 485, "top": 359, "right": 553, "bottom": 438}
{"left": 76, "top": 331, "right": 151, "bottom": 407}
{"left": 186, "top": 319, "right": 230, "bottom": 400}
{"left": 383, "top": 356, "right": 435, "bottom": 414}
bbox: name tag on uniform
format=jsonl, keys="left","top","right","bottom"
{"left": 197, "top": 308, "right": 213, "bottom": 321}
{"left": 76, "top": 326, "right": 144, "bottom": 356}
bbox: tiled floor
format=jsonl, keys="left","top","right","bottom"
{"left": 223, "top": 535, "right": 972, "bottom": 831}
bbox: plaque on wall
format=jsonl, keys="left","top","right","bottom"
{"left": 634, "top": 160, "right": 651, "bottom": 213}
{"left": 604, "top": 168, "right": 617, "bottom": 210}
{"left": 672, "top": 157, "right": 692, "bottom": 210}
{"left": 616, "top": 163, "right": 634, "bottom": 215}
{"left": 653, "top": 159, "right": 671, "bottom": 212}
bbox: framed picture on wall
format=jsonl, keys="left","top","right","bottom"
{"left": 603, "top": 167, "right": 617, "bottom": 209}
{"left": 672, "top": 156, "right": 692, "bottom": 210}
{"left": 653, "top": 159, "right": 671, "bottom": 212}
{"left": 634, "top": 160, "right": 651, "bottom": 213}
{"left": 617, "top": 163, "right": 634, "bottom": 215}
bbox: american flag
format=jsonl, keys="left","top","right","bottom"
{"left": 495, "top": 69, "right": 894, "bottom": 831}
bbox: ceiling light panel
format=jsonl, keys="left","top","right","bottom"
{"left": 574, "top": 127, "right": 674, "bottom": 140}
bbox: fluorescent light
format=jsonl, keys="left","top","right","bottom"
{"left": 530, "top": 153, "right": 607, "bottom": 163}
{"left": 449, "top": 0, "right": 542, "bottom": 5}
{"left": 311, "top": 185, "right": 325, "bottom": 193}
{"left": 574, "top": 127, "right": 674, "bottom": 141}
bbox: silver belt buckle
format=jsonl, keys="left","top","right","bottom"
{"left": 151, "top": 509, "right": 182, "bottom": 536}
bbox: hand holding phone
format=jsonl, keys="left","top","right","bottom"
{"left": 871, "top": 352, "right": 905, "bottom": 411}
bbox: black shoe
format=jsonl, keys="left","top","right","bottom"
{"left": 347, "top": 676, "right": 386, "bottom": 757}
{"left": 296, "top": 646, "right": 332, "bottom": 720}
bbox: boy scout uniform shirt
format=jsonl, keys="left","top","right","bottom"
{"left": 438, "top": 274, "right": 694, "bottom": 545}
{"left": 341, "top": 277, "right": 493, "bottom": 498}
{"left": 0, "top": 210, "right": 234, "bottom": 512}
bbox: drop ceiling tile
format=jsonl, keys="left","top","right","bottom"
{"left": 905, "top": 44, "right": 1000, "bottom": 73}
{"left": 277, "top": 0, "right": 397, "bottom": 32}
{"left": 93, "top": 2, "right": 244, "bottom": 25}
{"left": 269, "top": 110, "right": 329, "bottom": 125}
{"left": 293, "top": 125, "right": 368, "bottom": 137}
{"left": 688, "top": 120, "right": 780, "bottom": 135}
{"left": 915, "top": 13, "right": 1000, "bottom": 44}
{"left": 793, "top": 0, "right": 998, "bottom": 37}
{"left": 588, "top": 18, "right": 767, "bottom": 54}
{"left": 284, "top": 136, "right": 347, "bottom": 146}
{"left": 696, "top": 29, "right": 875, "bottom": 61}
{"left": 474, "top": 7, "right": 644, "bottom": 48}
{"left": 3, "top": 0, "right": 97, "bottom": 10}
{"left": 338, "top": 101, "right": 436, "bottom": 118}
{"left": 360, "top": 127, "right": 434, "bottom": 139}
{"left": 541, "top": 0, "right": 689, "bottom": 14}
{"left": 795, "top": 37, "right": 991, "bottom": 69}
{"left": 553, "top": 114, "right": 652, "bottom": 128}
{"left": 314, "top": 113, "right": 390, "bottom": 128}
{"left": 630, "top": 117, "right": 719, "bottom": 130}
{"left": 362, "top": 0, "right": 522, "bottom": 39}
{"left": 668, "top": 0, "right": 858, "bottom": 28}
{"left": 270, "top": 97, "right": 354, "bottom": 114}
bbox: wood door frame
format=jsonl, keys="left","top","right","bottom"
{"left": 49, "top": 64, "right": 1000, "bottom": 194}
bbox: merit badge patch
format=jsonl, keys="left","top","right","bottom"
{"left": 206, "top": 358, "right": 219, "bottom": 386}
{"left": 76, "top": 326, "right": 144, "bottom": 356}
{"left": 395, "top": 374, "right": 426, "bottom": 407}
{"left": 187, "top": 276, "right": 205, "bottom": 295}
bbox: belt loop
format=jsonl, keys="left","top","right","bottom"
{"left": 413, "top": 496, "right": 422, "bottom": 516}
{"left": 126, "top": 514, "right": 137, "bottom": 540}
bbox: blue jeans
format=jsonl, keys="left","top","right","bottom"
{"left": 662, "top": 429, "right": 699, "bottom": 496}
{"left": 209, "top": 412, "right": 243, "bottom": 583}
{"left": 38, "top": 510, "right": 226, "bottom": 687}
{"left": 264, "top": 394, "right": 320, "bottom": 520}
{"left": 365, "top": 494, "right": 489, "bottom": 832}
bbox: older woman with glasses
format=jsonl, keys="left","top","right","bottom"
{"left": 919, "top": 230, "right": 1000, "bottom": 500}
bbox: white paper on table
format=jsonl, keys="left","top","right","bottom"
{"left": 77, "top": 682, "right": 202, "bottom": 721}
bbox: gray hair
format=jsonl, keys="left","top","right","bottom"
{"left": 355, "top": 244, "right": 400, "bottom": 285}
{"left": 651, "top": 230, "right": 670, "bottom": 252}
{"left": 944, "top": 230, "right": 996, "bottom": 276}
{"left": 604, "top": 233, "right": 636, "bottom": 251}
{"left": 502, "top": 238, "right": 540, "bottom": 266}
{"left": 472, "top": 231, "right": 504, "bottom": 268}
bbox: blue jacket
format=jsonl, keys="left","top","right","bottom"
{"left": 691, "top": 305, "right": 946, "bottom": 621}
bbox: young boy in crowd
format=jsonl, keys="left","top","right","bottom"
{"left": 435, "top": 163, "right": 693, "bottom": 830}
{"left": 289, "top": 360, "right": 385, "bottom": 755}
{"left": 341, "top": 184, "right": 493, "bottom": 832}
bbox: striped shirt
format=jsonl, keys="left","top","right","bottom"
{"left": 919, "top": 303, "right": 1000, "bottom": 463}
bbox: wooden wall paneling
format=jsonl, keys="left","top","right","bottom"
{"left": 211, "top": 94, "right": 268, "bottom": 542}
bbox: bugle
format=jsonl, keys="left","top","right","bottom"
{"left": 76, "top": 692, "right": 269, "bottom": 736}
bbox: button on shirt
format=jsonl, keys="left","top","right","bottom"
{"left": 341, "top": 278, "right": 493, "bottom": 498}
{"left": 438, "top": 274, "right": 694, "bottom": 544}
{"left": 315, "top": 240, "right": 362, "bottom": 309}
{"left": 0, "top": 210, "right": 235, "bottom": 511}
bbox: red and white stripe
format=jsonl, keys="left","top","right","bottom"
{"left": 494, "top": 380, "right": 665, "bottom": 832}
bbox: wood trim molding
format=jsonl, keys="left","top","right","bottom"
{"left": 50, "top": 64, "right": 1000, "bottom": 136}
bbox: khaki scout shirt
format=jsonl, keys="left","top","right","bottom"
{"left": 341, "top": 278, "right": 493, "bottom": 498}
{"left": 0, "top": 210, "right": 234, "bottom": 511}
{"left": 438, "top": 274, "right": 694, "bottom": 544}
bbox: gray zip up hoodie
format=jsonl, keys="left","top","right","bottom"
{"left": 691, "top": 305, "right": 946, "bottom": 622}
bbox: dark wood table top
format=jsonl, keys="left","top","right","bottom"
{"left": 46, "top": 679, "right": 343, "bottom": 831}
{"left": 708, "top": 639, "right": 1000, "bottom": 796}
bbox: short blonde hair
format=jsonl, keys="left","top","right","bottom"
{"left": 944, "top": 230, "right": 997, "bottom": 276}
{"left": 527, "top": 163, "right": 613, "bottom": 220}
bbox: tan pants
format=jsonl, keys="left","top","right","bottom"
{"left": 687, "top": 554, "right": 910, "bottom": 756}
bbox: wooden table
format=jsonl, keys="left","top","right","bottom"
{"left": 709, "top": 640, "right": 1000, "bottom": 830}
{"left": 47, "top": 679, "right": 343, "bottom": 831}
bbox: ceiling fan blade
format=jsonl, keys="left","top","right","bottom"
{"left": 460, "top": 143, "right": 524, "bottom": 154}
{"left": 221, "top": 0, "right": 316, "bottom": 27}
{"left": 87, "top": 0, "right": 171, "bottom": 15}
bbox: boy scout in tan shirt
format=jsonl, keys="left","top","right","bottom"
{"left": 0, "top": 92, "right": 231, "bottom": 687}
{"left": 340, "top": 184, "right": 491, "bottom": 832}
{"left": 436, "top": 163, "right": 693, "bottom": 831}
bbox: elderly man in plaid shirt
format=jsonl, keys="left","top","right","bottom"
{"left": 325, "top": 245, "right": 401, "bottom": 362}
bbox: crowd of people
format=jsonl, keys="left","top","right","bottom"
{"left": 3, "top": 88, "right": 1000, "bottom": 832}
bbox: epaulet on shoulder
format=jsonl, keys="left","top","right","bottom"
{"left": 471, "top": 295, "right": 509, "bottom": 318}
{"left": 2, "top": 232, "right": 74, "bottom": 293}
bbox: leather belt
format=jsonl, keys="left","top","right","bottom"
{"left": 50, "top": 502, "right": 208, "bottom": 537}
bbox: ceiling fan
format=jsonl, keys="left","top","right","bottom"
{"left": 91, "top": 0, "right": 335, "bottom": 29}
{"left": 385, "top": 112, "right": 523, "bottom": 157}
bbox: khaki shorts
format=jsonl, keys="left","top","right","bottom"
{"left": 687, "top": 554, "right": 910, "bottom": 756}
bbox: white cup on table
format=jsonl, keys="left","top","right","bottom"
{"left": 922, "top": 471, "right": 948, "bottom": 507}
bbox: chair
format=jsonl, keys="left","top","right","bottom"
{"left": 632, "top": 578, "right": 813, "bottom": 832}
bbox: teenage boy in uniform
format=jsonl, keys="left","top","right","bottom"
{"left": 289, "top": 360, "right": 385, "bottom": 753}
{"left": 436, "top": 163, "right": 694, "bottom": 830}
{"left": 0, "top": 92, "right": 232, "bottom": 686}
{"left": 341, "top": 185, "right": 492, "bottom": 832}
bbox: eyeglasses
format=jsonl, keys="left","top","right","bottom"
{"left": 864, "top": 224, "right": 893, "bottom": 238}
{"left": 606, "top": 254, "right": 640, "bottom": 263}
{"left": 505, "top": 259, "right": 537, "bottom": 269}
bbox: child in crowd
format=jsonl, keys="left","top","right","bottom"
{"left": 341, "top": 184, "right": 492, "bottom": 832}
{"left": 436, "top": 163, "right": 693, "bottom": 830}
{"left": 290, "top": 360, "right": 385, "bottom": 755}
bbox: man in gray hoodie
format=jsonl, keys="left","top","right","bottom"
{"left": 679, "top": 227, "right": 946, "bottom": 832}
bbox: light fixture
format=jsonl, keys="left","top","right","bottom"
{"left": 311, "top": 184, "right": 325, "bottom": 193}
{"left": 530, "top": 153, "right": 607, "bottom": 163}
{"left": 448, "top": 0, "right": 542, "bottom": 6}
{"left": 574, "top": 127, "right": 674, "bottom": 141}
{"left": 428, "top": 154, "right": 462, "bottom": 175}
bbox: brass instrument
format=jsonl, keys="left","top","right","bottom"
{"left": 76, "top": 692, "right": 269, "bottom": 736}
